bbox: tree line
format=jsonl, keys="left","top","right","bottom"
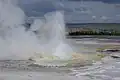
{"left": 67, "top": 28, "right": 120, "bottom": 36}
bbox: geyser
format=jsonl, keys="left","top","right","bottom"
{"left": 30, "top": 11, "right": 73, "bottom": 60}
{"left": 0, "top": 0, "right": 73, "bottom": 60}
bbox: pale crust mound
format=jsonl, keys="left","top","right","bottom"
{"left": 29, "top": 53, "right": 105, "bottom": 67}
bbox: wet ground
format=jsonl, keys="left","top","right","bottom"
{"left": 0, "top": 38, "right": 120, "bottom": 80}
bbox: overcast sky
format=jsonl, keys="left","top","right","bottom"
{"left": 19, "top": 0, "right": 120, "bottom": 4}
{"left": 18, "top": 0, "right": 120, "bottom": 23}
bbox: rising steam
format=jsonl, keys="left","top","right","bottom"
{"left": 0, "top": 0, "right": 73, "bottom": 60}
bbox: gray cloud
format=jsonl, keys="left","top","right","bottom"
{"left": 19, "top": 0, "right": 120, "bottom": 23}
